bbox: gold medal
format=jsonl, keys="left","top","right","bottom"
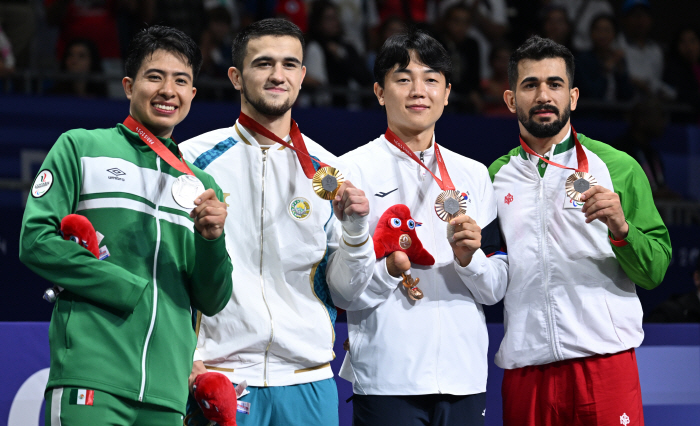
{"left": 312, "top": 166, "right": 344, "bottom": 200}
{"left": 434, "top": 190, "right": 467, "bottom": 222}
{"left": 565, "top": 172, "right": 597, "bottom": 202}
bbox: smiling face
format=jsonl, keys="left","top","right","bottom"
{"left": 375, "top": 51, "right": 451, "bottom": 136}
{"left": 122, "top": 49, "right": 196, "bottom": 138}
{"left": 228, "top": 35, "right": 305, "bottom": 119}
{"left": 504, "top": 57, "right": 578, "bottom": 139}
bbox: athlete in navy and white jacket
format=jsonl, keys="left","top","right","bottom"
{"left": 331, "top": 30, "right": 508, "bottom": 425}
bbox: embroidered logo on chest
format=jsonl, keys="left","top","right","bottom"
{"left": 289, "top": 197, "right": 312, "bottom": 220}
{"left": 563, "top": 196, "right": 585, "bottom": 209}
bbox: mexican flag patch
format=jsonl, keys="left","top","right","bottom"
{"left": 70, "top": 388, "right": 94, "bottom": 406}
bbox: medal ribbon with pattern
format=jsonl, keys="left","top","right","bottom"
{"left": 518, "top": 126, "right": 597, "bottom": 201}
{"left": 238, "top": 112, "right": 344, "bottom": 199}
{"left": 123, "top": 115, "right": 194, "bottom": 175}
{"left": 384, "top": 128, "right": 466, "bottom": 221}
{"left": 123, "top": 115, "right": 205, "bottom": 209}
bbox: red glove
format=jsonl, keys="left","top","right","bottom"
{"left": 60, "top": 214, "right": 99, "bottom": 258}
{"left": 193, "top": 372, "right": 238, "bottom": 426}
{"left": 373, "top": 204, "right": 435, "bottom": 265}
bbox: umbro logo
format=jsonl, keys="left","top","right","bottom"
{"left": 107, "top": 168, "right": 125, "bottom": 181}
{"left": 375, "top": 188, "right": 398, "bottom": 197}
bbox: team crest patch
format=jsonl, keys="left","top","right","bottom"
{"left": 289, "top": 197, "right": 312, "bottom": 220}
{"left": 31, "top": 170, "right": 53, "bottom": 198}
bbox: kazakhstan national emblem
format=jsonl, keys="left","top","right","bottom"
{"left": 289, "top": 197, "right": 312, "bottom": 220}
{"left": 620, "top": 413, "right": 630, "bottom": 425}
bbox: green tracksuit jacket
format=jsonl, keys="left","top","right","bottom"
{"left": 19, "top": 123, "right": 233, "bottom": 413}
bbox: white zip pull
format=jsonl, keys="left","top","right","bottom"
{"left": 420, "top": 151, "right": 426, "bottom": 181}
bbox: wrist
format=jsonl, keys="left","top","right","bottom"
{"left": 611, "top": 222, "right": 629, "bottom": 241}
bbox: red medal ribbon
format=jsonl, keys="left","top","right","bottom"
{"left": 123, "top": 115, "right": 194, "bottom": 176}
{"left": 384, "top": 128, "right": 455, "bottom": 191}
{"left": 519, "top": 126, "right": 589, "bottom": 173}
{"left": 238, "top": 112, "right": 329, "bottom": 179}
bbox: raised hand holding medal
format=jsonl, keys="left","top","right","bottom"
{"left": 123, "top": 116, "right": 226, "bottom": 239}
{"left": 384, "top": 128, "right": 466, "bottom": 222}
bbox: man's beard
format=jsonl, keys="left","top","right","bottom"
{"left": 517, "top": 103, "right": 571, "bottom": 138}
{"left": 241, "top": 80, "right": 294, "bottom": 117}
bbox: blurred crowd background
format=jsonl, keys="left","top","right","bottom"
{"left": 0, "top": 0, "right": 699, "bottom": 121}
{"left": 2, "top": 0, "right": 700, "bottom": 321}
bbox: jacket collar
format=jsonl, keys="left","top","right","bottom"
{"left": 235, "top": 119, "right": 290, "bottom": 151}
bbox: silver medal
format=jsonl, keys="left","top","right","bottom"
{"left": 172, "top": 175, "right": 205, "bottom": 209}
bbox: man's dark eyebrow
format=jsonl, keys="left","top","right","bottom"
{"left": 393, "top": 67, "right": 440, "bottom": 74}
{"left": 520, "top": 76, "right": 565, "bottom": 85}
{"left": 142, "top": 68, "right": 192, "bottom": 79}
{"left": 251, "top": 55, "right": 302, "bottom": 65}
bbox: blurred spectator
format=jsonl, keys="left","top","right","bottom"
{"left": 304, "top": 0, "right": 373, "bottom": 107}
{"left": 274, "top": 0, "right": 308, "bottom": 32}
{"left": 152, "top": 0, "right": 206, "bottom": 43}
{"left": 45, "top": 0, "right": 121, "bottom": 60}
{"left": 480, "top": 42, "right": 511, "bottom": 116}
{"left": 375, "top": 0, "right": 429, "bottom": 26}
{"left": 51, "top": 38, "right": 107, "bottom": 97}
{"left": 439, "top": 3, "right": 481, "bottom": 113}
{"left": 439, "top": 0, "right": 509, "bottom": 79}
{"left": 614, "top": 97, "right": 680, "bottom": 199}
{"left": 646, "top": 256, "right": 700, "bottom": 323}
{"left": 574, "top": 14, "right": 634, "bottom": 102}
{"left": 199, "top": 6, "right": 234, "bottom": 78}
{"left": 330, "top": 0, "right": 379, "bottom": 56}
{"left": 551, "top": 0, "right": 613, "bottom": 52}
{"left": 0, "top": 0, "right": 35, "bottom": 69}
{"left": 663, "top": 28, "right": 700, "bottom": 116}
{"left": 203, "top": 0, "right": 240, "bottom": 30}
{"left": 540, "top": 5, "right": 572, "bottom": 51}
{"left": 0, "top": 24, "right": 15, "bottom": 77}
{"left": 366, "top": 15, "right": 406, "bottom": 72}
{"left": 617, "top": 0, "right": 675, "bottom": 99}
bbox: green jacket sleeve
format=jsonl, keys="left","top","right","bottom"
{"left": 188, "top": 170, "right": 233, "bottom": 316}
{"left": 605, "top": 145, "right": 671, "bottom": 290}
{"left": 19, "top": 132, "right": 149, "bottom": 312}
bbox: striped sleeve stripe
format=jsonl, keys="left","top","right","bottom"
{"left": 193, "top": 137, "right": 238, "bottom": 170}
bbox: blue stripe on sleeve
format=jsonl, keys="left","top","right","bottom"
{"left": 192, "top": 137, "right": 238, "bottom": 170}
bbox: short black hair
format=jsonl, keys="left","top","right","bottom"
{"left": 124, "top": 25, "right": 202, "bottom": 79}
{"left": 231, "top": 18, "right": 305, "bottom": 70}
{"left": 507, "top": 35, "right": 575, "bottom": 91}
{"left": 374, "top": 29, "right": 452, "bottom": 88}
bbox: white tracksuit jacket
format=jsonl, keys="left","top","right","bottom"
{"left": 179, "top": 120, "right": 374, "bottom": 387}
{"left": 332, "top": 134, "right": 508, "bottom": 395}
{"left": 490, "top": 130, "right": 671, "bottom": 370}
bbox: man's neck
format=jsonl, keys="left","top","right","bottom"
{"left": 520, "top": 122, "right": 571, "bottom": 155}
{"left": 389, "top": 123, "right": 434, "bottom": 152}
{"left": 240, "top": 103, "right": 292, "bottom": 146}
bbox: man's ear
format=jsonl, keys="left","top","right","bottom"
{"left": 569, "top": 86, "right": 579, "bottom": 112}
{"left": 228, "top": 67, "right": 243, "bottom": 90}
{"left": 122, "top": 77, "right": 133, "bottom": 100}
{"left": 444, "top": 83, "right": 451, "bottom": 106}
{"left": 374, "top": 82, "right": 385, "bottom": 106}
{"left": 503, "top": 90, "right": 516, "bottom": 114}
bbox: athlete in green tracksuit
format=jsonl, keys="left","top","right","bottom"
{"left": 19, "top": 26, "right": 233, "bottom": 426}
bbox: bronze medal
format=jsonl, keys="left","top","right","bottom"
{"left": 434, "top": 190, "right": 467, "bottom": 222}
{"left": 312, "top": 166, "right": 344, "bottom": 200}
{"left": 399, "top": 234, "right": 412, "bottom": 249}
{"left": 565, "top": 172, "right": 597, "bottom": 202}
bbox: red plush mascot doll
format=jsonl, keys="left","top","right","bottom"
{"left": 59, "top": 214, "right": 100, "bottom": 257}
{"left": 373, "top": 204, "right": 434, "bottom": 300}
{"left": 193, "top": 372, "right": 238, "bottom": 426}
{"left": 44, "top": 214, "right": 102, "bottom": 303}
